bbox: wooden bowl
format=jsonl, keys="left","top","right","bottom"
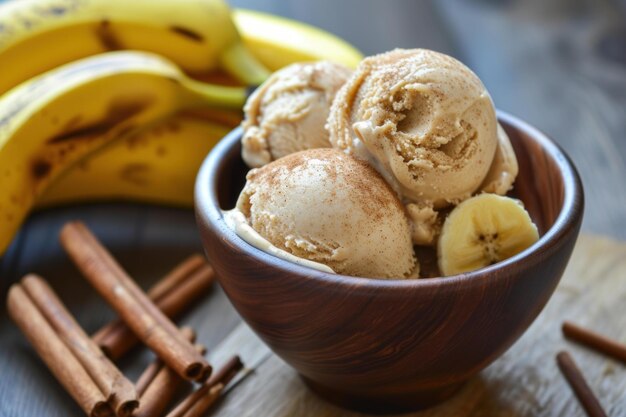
{"left": 194, "top": 111, "right": 584, "bottom": 413}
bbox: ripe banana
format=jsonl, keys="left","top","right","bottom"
{"left": 35, "top": 12, "right": 364, "bottom": 211}
{"left": 0, "top": 7, "right": 365, "bottom": 255}
{"left": 0, "top": 50, "right": 247, "bottom": 253}
{"left": 37, "top": 114, "right": 231, "bottom": 208}
{"left": 233, "top": 9, "right": 363, "bottom": 70}
{"left": 0, "top": 0, "right": 269, "bottom": 95}
{"left": 437, "top": 194, "right": 539, "bottom": 276}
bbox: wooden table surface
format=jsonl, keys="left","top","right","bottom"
{"left": 1, "top": 0, "right": 626, "bottom": 416}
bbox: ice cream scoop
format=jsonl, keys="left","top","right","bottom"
{"left": 481, "top": 123, "right": 519, "bottom": 195}
{"left": 405, "top": 124, "right": 518, "bottom": 245}
{"left": 328, "top": 49, "right": 499, "bottom": 244}
{"left": 232, "top": 148, "right": 418, "bottom": 279}
{"left": 241, "top": 61, "right": 352, "bottom": 168}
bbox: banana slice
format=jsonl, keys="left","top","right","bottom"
{"left": 438, "top": 194, "right": 539, "bottom": 276}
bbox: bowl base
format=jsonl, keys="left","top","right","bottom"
{"left": 301, "top": 376, "right": 466, "bottom": 414}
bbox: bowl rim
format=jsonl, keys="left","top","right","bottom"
{"left": 195, "top": 110, "right": 584, "bottom": 289}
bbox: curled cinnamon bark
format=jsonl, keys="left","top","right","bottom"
{"left": 7, "top": 284, "right": 114, "bottom": 417}
{"left": 93, "top": 259, "right": 214, "bottom": 361}
{"left": 20, "top": 275, "right": 138, "bottom": 417}
{"left": 60, "top": 221, "right": 211, "bottom": 382}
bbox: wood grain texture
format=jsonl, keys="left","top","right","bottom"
{"left": 197, "top": 236, "right": 626, "bottom": 417}
{"left": 195, "top": 115, "right": 583, "bottom": 412}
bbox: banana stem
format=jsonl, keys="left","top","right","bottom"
{"left": 219, "top": 41, "right": 271, "bottom": 86}
{"left": 187, "top": 80, "right": 247, "bottom": 110}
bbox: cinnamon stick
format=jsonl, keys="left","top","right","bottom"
{"left": 7, "top": 284, "right": 114, "bottom": 417}
{"left": 134, "top": 327, "right": 198, "bottom": 417}
{"left": 93, "top": 262, "right": 215, "bottom": 360}
{"left": 147, "top": 255, "right": 206, "bottom": 301}
{"left": 60, "top": 221, "right": 210, "bottom": 382}
{"left": 563, "top": 321, "right": 626, "bottom": 364}
{"left": 179, "top": 384, "right": 223, "bottom": 417}
{"left": 136, "top": 329, "right": 207, "bottom": 396}
{"left": 20, "top": 275, "right": 138, "bottom": 417}
{"left": 135, "top": 360, "right": 163, "bottom": 397}
{"left": 135, "top": 327, "right": 196, "bottom": 392}
{"left": 93, "top": 253, "right": 205, "bottom": 349}
{"left": 556, "top": 351, "right": 607, "bottom": 417}
{"left": 136, "top": 364, "right": 186, "bottom": 417}
{"left": 166, "top": 356, "right": 243, "bottom": 417}
{"left": 207, "top": 356, "right": 244, "bottom": 388}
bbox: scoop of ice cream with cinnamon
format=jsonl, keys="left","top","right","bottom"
{"left": 481, "top": 123, "right": 519, "bottom": 195}
{"left": 328, "top": 49, "right": 500, "bottom": 244}
{"left": 232, "top": 148, "right": 418, "bottom": 279}
{"left": 241, "top": 61, "right": 352, "bottom": 168}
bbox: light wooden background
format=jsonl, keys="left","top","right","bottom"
{"left": 1, "top": 0, "right": 626, "bottom": 416}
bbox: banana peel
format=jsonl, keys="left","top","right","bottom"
{"left": 0, "top": 6, "right": 364, "bottom": 255}
{"left": 35, "top": 11, "right": 364, "bottom": 212}
{"left": 37, "top": 113, "right": 232, "bottom": 208}
{"left": 0, "top": 0, "right": 269, "bottom": 92}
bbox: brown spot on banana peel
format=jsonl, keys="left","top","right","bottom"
{"left": 169, "top": 26, "right": 204, "bottom": 42}
{"left": 47, "top": 121, "right": 113, "bottom": 143}
{"left": 181, "top": 108, "right": 242, "bottom": 128}
{"left": 150, "top": 126, "right": 166, "bottom": 138}
{"left": 62, "top": 115, "right": 83, "bottom": 131}
{"left": 125, "top": 135, "right": 144, "bottom": 150}
{"left": 31, "top": 159, "right": 52, "bottom": 180}
{"left": 116, "top": 124, "right": 137, "bottom": 138}
{"left": 78, "top": 160, "right": 90, "bottom": 171}
{"left": 166, "top": 121, "right": 181, "bottom": 133}
{"left": 47, "top": 97, "right": 151, "bottom": 144}
{"left": 119, "top": 163, "right": 151, "bottom": 186}
{"left": 96, "top": 19, "right": 123, "bottom": 50}
{"left": 31, "top": 141, "right": 92, "bottom": 186}
{"left": 28, "top": 98, "right": 149, "bottom": 188}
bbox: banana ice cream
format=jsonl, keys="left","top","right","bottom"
{"left": 241, "top": 61, "right": 352, "bottom": 168}
{"left": 229, "top": 50, "right": 533, "bottom": 279}
{"left": 481, "top": 123, "right": 519, "bottom": 195}
{"left": 328, "top": 49, "right": 500, "bottom": 244}
{"left": 230, "top": 148, "right": 418, "bottom": 279}
{"left": 405, "top": 123, "right": 519, "bottom": 245}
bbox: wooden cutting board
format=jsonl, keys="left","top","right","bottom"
{"left": 208, "top": 235, "right": 626, "bottom": 417}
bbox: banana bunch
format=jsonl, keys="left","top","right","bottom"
{"left": 0, "top": 50, "right": 246, "bottom": 252}
{"left": 0, "top": 0, "right": 269, "bottom": 92}
{"left": 0, "top": 0, "right": 363, "bottom": 254}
